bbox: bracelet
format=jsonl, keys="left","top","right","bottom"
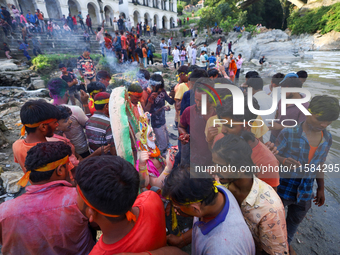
{"left": 282, "top": 158, "right": 287, "bottom": 165}
{"left": 140, "top": 169, "right": 149, "bottom": 174}
{"left": 145, "top": 252, "right": 152, "bottom": 255}
{"left": 163, "top": 171, "right": 170, "bottom": 176}
{"left": 139, "top": 164, "right": 147, "bottom": 171}
{"left": 83, "top": 104, "right": 88, "bottom": 107}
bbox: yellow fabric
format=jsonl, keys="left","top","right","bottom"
{"left": 174, "top": 83, "right": 189, "bottom": 100}
{"left": 204, "top": 115, "right": 268, "bottom": 140}
{"left": 17, "top": 155, "right": 69, "bottom": 187}
{"left": 19, "top": 118, "right": 57, "bottom": 137}
{"left": 251, "top": 115, "right": 269, "bottom": 139}
{"left": 94, "top": 98, "right": 110, "bottom": 105}
{"left": 90, "top": 90, "right": 101, "bottom": 96}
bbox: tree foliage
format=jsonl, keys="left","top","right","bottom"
{"left": 288, "top": 3, "right": 340, "bottom": 35}
{"left": 177, "top": 4, "right": 183, "bottom": 14}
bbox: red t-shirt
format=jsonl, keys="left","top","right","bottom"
{"left": 251, "top": 140, "right": 280, "bottom": 187}
{"left": 89, "top": 191, "right": 167, "bottom": 254}
{"left": 121, "top": 35, "right": 127, "bottom": 50}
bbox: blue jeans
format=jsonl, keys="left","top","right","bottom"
{"left": 181, "top": 60, "right": 184, "bottom": 66}
{"left": 162, "top": 53, "right": 168, "bottom": 67}
{"left": 281, "top": 198, "right": 311, "bottom": 244}
{"left": 236, "top": 69, "right": 241, "bottom": 79}
{"left": 100, "top": 42, "right": 105, "bottom": 57}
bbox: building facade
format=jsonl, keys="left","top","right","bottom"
{"left": 3, "top": 0, "right": 177, "bottom": 29}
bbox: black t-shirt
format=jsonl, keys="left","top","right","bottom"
{"left": 61, "top": 72, "right": 77, "bottom": 91}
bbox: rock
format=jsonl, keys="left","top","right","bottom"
{"left": 0, "top": 59, "right": 19, "bottom": 72}
{"left": 0, "top": 171, "right": 24, "bottom": 194}
{"left": 32, "top": 79, "right": 45, "bottom": 89}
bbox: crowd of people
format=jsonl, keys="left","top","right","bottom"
{"left": 0, "top": 38, "right": 338, "bottom": 254}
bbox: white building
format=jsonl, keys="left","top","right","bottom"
{"left": 2, "top": 0, "right": 177, "bottom": 29}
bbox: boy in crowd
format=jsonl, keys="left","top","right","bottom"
{"left": 144, "top": 74, "right": 175, "bottom": 156}
{"left": 275, "top": 96, "right": 340, "bottom": 253}
{"left": 75, "top": 155, "right": 168, "bottom": 253}
{"left": 0, "top": 142, "right": 95, "bottom": 254}
{"left": 269, "top": 73, "right": 308, "bottom": 143}
{"left": 96, "top": 70, "right": 111, "bottom": 88}
{"left": 213, "top": 135, "right": 288, "bottom": 255}
{"left": 48, "top": 78, "right": 91, "bottom": 158}
{"left": 59, "top": 63, "right": 82, "bottom": 106}
{"left": 12, "top": 100, "right": 60, "bottom": 172}
{"left": 85, "top": 92, "right": 116, "bottom": 155}
{"left": 163, "top": 166, "right": 255, "bottom": 254}
{"left": 263, "top": 73, "right": 285, "bottom": 98}
{"left": 297, "top": 70, "right": 308, "bottom": 85}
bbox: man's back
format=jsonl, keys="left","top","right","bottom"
{"left": 0, "top": 180, "right": 95, "bottom": 255}
{"left": 86, "top": 111, "right": 113, "bottom": 151}
{"left": 13, "top": 139, "right": 39, "bottom": 172}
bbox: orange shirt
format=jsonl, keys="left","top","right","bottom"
{"left": 308, "top": 132, "right": 323, "bottom": 163}
{"left": 142, "top": 48, "right": 147, "bottom": 58}
{"left": 13, "top": 139, "right": 39, "bottom": 173}
{"left": 251, "top": 140, "right": 280, "bottom": 188}
{"left": 89, "top": 191, "right": 167, "bottom": 254}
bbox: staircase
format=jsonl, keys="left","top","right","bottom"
{"left": 0, "top": 27, "right": 192, "bottom": 59}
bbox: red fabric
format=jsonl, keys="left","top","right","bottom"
{"left": 0, "top": 181, "right": 95, "bottom": 255}
{"left": 72, "top": 16, "right": 77, "bottom": 25}
{"left": 104, "top": 37, "right": 112, "bottom": 50}
{"left": 89, "top": 191, "right": 167, "bottom": 255}
{"left": 251, "top": 140, "right": 280, "bottom": 187}
{"left": 89, "top": 99, "right": 96, "bottom": 115}
{"left": 121, "top": 35, "right": 127, "bottom": 50}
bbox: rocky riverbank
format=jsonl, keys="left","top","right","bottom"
{"left": 198, "top": 29, "right": 340, "bottom": 62}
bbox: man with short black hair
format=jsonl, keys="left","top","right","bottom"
{"left": 96, "top": 70, "right": 111, "bottom": 87}
{"left": 12, "top": 100, "right": 60, "bottom": 172}
{"left": 58, "top": 63, "right": 81, "bottom": 106}
{"left": 75, "top": 155, "right": 170, "bottom": 253}
{"left": 163, "top": 166, "right": 255, "bottom": 254}
{"left": 297, "top": 70, "right": 308, "bottom": 84}
{"left": 247, "top": 75, "right": 276, "bottom": 127}
{"left": 48, "top": 78, "right": 91, "bottom": 158}
{"left": 0, "top": 142, "right": 95, "bottom": 255}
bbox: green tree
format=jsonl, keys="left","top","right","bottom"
{"left": 198, "top": 6, "right": 219, "bottom": 33}
{"left": 177, "top": 4, "right": 183, "bottom": 14}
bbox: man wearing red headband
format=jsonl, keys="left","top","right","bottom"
{"left": 85, "top": 92, "right": 116, "bottom": 155}
{"left": 0, "top": 142, "right": 95, "bottom": 254}
{"left": 12, "top": 100, "right": 60, "bottom": 172}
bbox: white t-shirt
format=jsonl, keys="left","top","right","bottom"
{"left": 263, "top": 84, "right": 271, "bottom": 95}
{"left": 187, "top": 45, "right": 192, "bottom": 59}
{"left": 199, "top": 55, "right": 206, "bottom": 68}
{"left": 253, "top": 90, "right": 276, "bottom": 126}
{"left": 62, "top": 104, "right": 89, "bottom": 154}
{"left": 96, "top": 27, "right": 104, "bottom": 44}
{"left": 192, "top": 48, "right": 197, "bottom": 60}
{"left": 172, "top": 49, "right": 180, "bottom": 63}
{"left": 192, "top": 186, "right": 255, "bottom": 255}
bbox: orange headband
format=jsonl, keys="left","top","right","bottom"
{"left": 19, "top": 118, "right": 57, "bottom": 136}
{"left": 77, "top": 185, "right": 136, "bottom": 222}
{"left": 128, "top": 91, "right": 143, "bottom": 97}
{"left": 17, "top": 155, "right": 70, "bottom": 187}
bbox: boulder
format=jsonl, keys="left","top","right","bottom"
{"left": 0, "top": 171, "right": 24, "bottom": 194}
{"left": 32, "top": 79, "right": 45, "bottom": 89}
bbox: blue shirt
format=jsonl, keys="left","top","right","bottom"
{"left": 26, "top": 13, "right": 37, "bottom": 24}
{"left": 19, "top": 43, "right": 28, "bottom": 51}
{"left": 180, "top": 90, "right": 195, "bottom": 115}
{"left": 160, "top": 42, "right": 168, "bottom": 54}
{"left": 208, "top": 55, "right": 216, "bottom": 64}
{"left": 149, "top": 89, "right": 174, "bottom": 128}
{"left": 275, "top": 123, "right": 332, "bottom": 202}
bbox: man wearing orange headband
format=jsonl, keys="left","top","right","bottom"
{"left": 0, "top": 142, "right": 95, "bottom": 254}
{"left": 75, "top": 155, "right": 167, "bottom": 254}
{"left": 12, "top": 100, "right": 60, "bottom": 173}
{"left": 85, "top": 92, "right": 116, "bottom": 155}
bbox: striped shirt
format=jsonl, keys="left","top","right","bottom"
{"left": 85, "top": 112, "right": 114, "bottom": 151}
